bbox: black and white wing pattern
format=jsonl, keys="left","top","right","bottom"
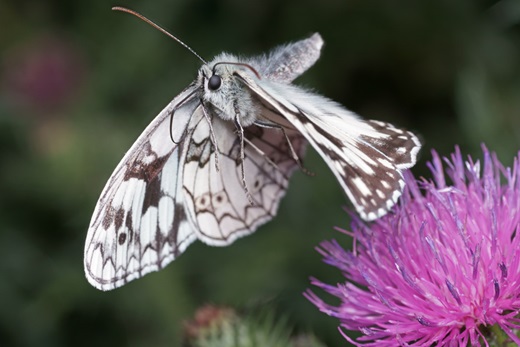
{"left": 84, "top": 89, "right": 305, "bottom": 291}
{"left": 84, "top": 86, "right": 200, "bottom": 290}
{"left": 235, "top": 71, "right": 421, "bottom": 221}
{"left": 182, "top": 116, "right": 305, "bottom": 246}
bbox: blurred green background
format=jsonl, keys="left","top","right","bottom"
{"left": 1, "top": 0, "right": 519, "bottom": 346}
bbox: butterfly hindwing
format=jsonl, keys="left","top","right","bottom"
{"left": 251, "top": 33, "right": 324, "bottom": 84}
{"left": 182, "top": 114, "right": 305, "bottom": 245}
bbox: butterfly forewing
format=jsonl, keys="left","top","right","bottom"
{"left": 234, "top": 71, "right": 421, "bottom": 221}
{"left": 364, "top": 120, "right": 421, "bottom": 170}
{"left": 84, "top": 88, "right": 199, "bottom": 291}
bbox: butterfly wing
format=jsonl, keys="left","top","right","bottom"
{"left": 235, "top": 71, "right": 421, "bottom": 221}
{"left": 84, "top": 86, "right": 202, "bottom": 291}
{"left": 182, "top": 114, "right": 306, "bottom": 245}
{"left": 249, "top": 33, "right": 324, "bottom": 84}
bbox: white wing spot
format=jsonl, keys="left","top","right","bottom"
{"left": 366, "top": 211, "right": 377, "bottom": 220}
{"left": 140, "top": 206, "right": 158, "bottom": 246}
{"left": 377, "top": 157, "right": 394, "bottom": 169}
{"left": 158, "top": 196, "right": 175, "bottom": 235}
{"left": 352, "top": 177, "right": 371, "bottom": 197}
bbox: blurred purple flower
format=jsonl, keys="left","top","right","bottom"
{"left": 306, "top": 146, "right": 520, "bottom": 346}
{"left": 3, "top": 36, "right": 85, "bottom": 113}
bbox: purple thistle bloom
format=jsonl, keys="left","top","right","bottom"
{"left": 306, "top": 146, "right": 520, "bottom": 346}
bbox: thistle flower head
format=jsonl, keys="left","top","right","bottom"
{"left": 306, "top": 146, "right": 520, "bottom": 346}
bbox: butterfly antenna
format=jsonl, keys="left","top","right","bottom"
{"left": 112, "top": 6, "right": 207, "bottom": 65}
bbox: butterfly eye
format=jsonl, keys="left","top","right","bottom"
{"left": 208, "top": 74, "right": 222, "bottom": 90}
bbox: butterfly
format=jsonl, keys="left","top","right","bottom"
{"left": 84, "top": 7, "right": 421, "bottom": 290}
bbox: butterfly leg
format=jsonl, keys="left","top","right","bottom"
{"left": 233, "top": 106, "right": 254, "bottom": 205}
{"left": 201, "top": 102, "right": 221, "bottom": 172}
{"left": 254, "top": 120, "right": 313, "bottom": 176}
{"left": 243, "top": 136, "right": 281, "bottom": 172}
{"left": 279, "top": 127, "right": 314, "bottom": 177}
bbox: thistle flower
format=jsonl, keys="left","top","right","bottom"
{"left": 306, "top": 146, "right": 520, "bottom": 346}
{"left": 182, "top": 305, "right": 326, "bottom": 347}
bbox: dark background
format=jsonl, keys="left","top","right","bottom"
{"left": 1, "top": 0, "right": 519, "bottom": 346}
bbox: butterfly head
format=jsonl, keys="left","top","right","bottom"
{"left": 198, "top": 54, "right": 261, "bottom": 126}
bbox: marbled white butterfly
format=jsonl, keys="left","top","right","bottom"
{"left": 84, "top": 8, "right": 421, "bottom": 290}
